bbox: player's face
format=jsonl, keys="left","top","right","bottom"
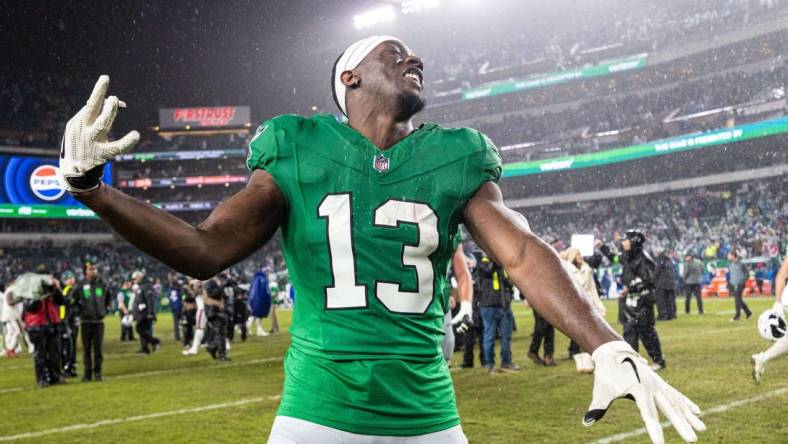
{"left": 358, "top": 41, "right": 425, "bottom": 119}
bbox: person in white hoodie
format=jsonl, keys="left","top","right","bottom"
{"left": 561, "top": 248, "right": 607, "bottom": 373}
{"left": 2, "top": 280, "right": 35, "bottom": 357}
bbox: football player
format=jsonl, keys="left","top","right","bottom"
{"left": 60, "top": 36, "right": 704, "bottom": 444}
{"left": 751, "top": 256, "right": 788, "bottom": 382}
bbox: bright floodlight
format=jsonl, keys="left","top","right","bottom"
{"left": 401, "top": 0, "right": 441, "bottom": 14}
{"left": 353, "top": 5, "right": 396, "bottom": 29}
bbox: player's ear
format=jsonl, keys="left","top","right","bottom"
{"left": 340, "top": 70, "right": 360, "bottom": 88}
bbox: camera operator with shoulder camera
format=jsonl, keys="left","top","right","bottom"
{"left": 203, "top": 274, "right": 229, "bottom": 361}
{"left": 600, "top": 230, "right": 666, "bottom": 371}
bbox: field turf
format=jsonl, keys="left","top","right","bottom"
{"left": 2, "top": 297, "right": 787, "bottom": 443}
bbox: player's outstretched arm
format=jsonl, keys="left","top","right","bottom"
{"left": 62, "top": 76, "right": 285, "bottom": 279}
{"left": 463, "top": 182, "right": 705, "bottom": 444}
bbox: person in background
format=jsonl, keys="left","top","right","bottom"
{"left": 59, "top": 270, "right": 78, "bottom": 377}
{"left": 183, "top": 279, "right": 206, "bottom": 356}
{"left": 727, "top": 250, "right": 752, "bottom": 321}
{"left": 461, "top": 252, "right": 485, "bottom": 369}
{"left": 655, "top": 249, "right": 677, "bottom": 321}
{"left": 562, "top": 248, "right": 606, "bottom": 373}
{"left": 477, "top": 253, "right": 520, "bottom": 372}
{"left": 132, "top": 270, "right": 160, "bottom": 355}
{"left": 21, "top": 275, "right": 65, "bottom": 388}
{"left": 751, "top": 256, "right": 788, "bottom": 382}
{"left": 682, "top": 253, "right": 704, "bottom": 315}
{"left": 248, "top": 268, "right": 271, "bottom": 337}
{"left": 2, "top": 279, "right": 34, "bottom": 357}
{"left": 233, "top": 278, "right": 250, "bottom": 342}
{"left": 168, "top": 276, "right": 183, "bottom": 342}
{"left": 618, "top": 230, "right": 666, "bottom": 371}
{"left": 76, "top": 260, "right": 110, "bottom": 382}
{"left": 441, "top": 238, "right": 474, "bottom": 365}
{"left": 203, "top": 274, "right": 229, "bottom": 362}
{"left": 117, "top": 279, "right": 134, "bottom": 341}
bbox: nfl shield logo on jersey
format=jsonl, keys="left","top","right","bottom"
{"left": 373, "top": 154, "right": 389, "bottom": 172}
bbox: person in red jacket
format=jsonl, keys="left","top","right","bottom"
{"left": 22, "top": 276, "right": 65, "bottom": 388}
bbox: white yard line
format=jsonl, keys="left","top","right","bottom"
{"left": 587, "top": 386, "right": 788, "bottom": 444}
{"left": 0, "top": 396, "right": 280, "bottom": 441}
{"left": 660, "top": 325, "right": 749, "bottom": 341}
{"left": 0, "top": 356, "right": 283, "bottom": 394}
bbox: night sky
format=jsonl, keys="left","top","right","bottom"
{"left": 4, "top": 0, "right": 640, "bottom": 134}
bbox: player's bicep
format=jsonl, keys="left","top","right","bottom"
{"left": 196, "top": 170, "right": 286, "bottom": 268}
{"left": 462, "top": 181, "right": 535, "bottom": 270}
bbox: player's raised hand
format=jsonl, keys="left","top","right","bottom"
{"left": 60, "top": 75, "right": 140, "bottom": 193}
{"left": 582, "top": 341, "right": 705, "bottom": 444}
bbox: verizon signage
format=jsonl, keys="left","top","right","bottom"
{"left": 159, "top": 106, "right": 251, "bottom": 129}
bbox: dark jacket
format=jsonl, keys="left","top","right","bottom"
{"left": 77, "top": 278, "right": 110, "bottom": 323}
{"left": 620, "top": 249, "right": 657, "bottom": 324}
{"left": 655, "top": 254, "right": 676, "bottom": 291}
{"left": 132, "top": 283, "right": 156, "bottom": 321}
{"left": 475, "top": 257, "right": 513, "bottom": 309}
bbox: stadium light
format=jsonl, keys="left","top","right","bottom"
{"left": 353, "top": 5, "right": 396, "bottom": 29}
{"left": 401, "top": 0, "right": 441, "bottom": 14}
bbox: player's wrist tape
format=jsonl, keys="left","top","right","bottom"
{"left": 65, "top": 165, "right": 105, "bottom": 193}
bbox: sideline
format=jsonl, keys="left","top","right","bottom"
{"left": 0, "top": 396, "right": 280, "bottom": 441}
{"left": 0, "top": 356, "right": 283, "bottom": 394}
{"left": 587, "top": 386, "right": 788, "bottom": 444}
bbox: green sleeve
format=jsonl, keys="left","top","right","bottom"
{"left": 478, "top": 132, "right": 502, "bottom": 184}
{"left": 246, "top": 116, "right": 294, "bottom": 206}
{"left": 246, "top": 119, "right": 279, "bottom": 173}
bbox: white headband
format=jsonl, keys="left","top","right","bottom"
{"left": 333, "top": 35, "right": 403, "bottom": 116}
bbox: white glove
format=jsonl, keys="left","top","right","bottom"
{"left": 450, "top": 300, "right": 473, "bottom": 333}
{"left": 773, "top": 301, "right": 785, "bottom": 316}
{"left": 583, "top": 341, "right": 705, "bottom": 444}
{"left": 60, "top": 75, "right": 139, "bottom": 193}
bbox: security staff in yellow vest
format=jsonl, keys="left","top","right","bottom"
{"left": 59, "top": 271, "right": 79, "bottom": 378}
{"left": 476, "top": 254, "right": 521, "bottom": 372}
{"left": 75, "top": 261, "right": 110, "bottom": 382}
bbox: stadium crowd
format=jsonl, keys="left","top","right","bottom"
{"left": 527, "top": 177, "right": 787, "bottom": 262}
{"left": 423, "top": 0, "right": 783, "bottom": 89}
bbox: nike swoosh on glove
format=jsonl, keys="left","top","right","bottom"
{"left": 60, "top": 75, "right": 139, "bottom": 193}
{"left": 583, "top": 341, "right": 705, "bottom": 444}
{"left": 451, "top": 300, "right": 473, "bottom": 333}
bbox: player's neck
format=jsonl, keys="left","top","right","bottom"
{"left": 348, "top": 110, "right": 414, "bottom": 150}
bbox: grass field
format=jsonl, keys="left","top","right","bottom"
{"left": 2, "top": 297, "right": 787, "bottom": 443}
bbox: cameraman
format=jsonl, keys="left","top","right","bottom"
{"left": 204, "top": 274, "right": 229, "bottom": 361}
{"left": 77, "top": 261, "right": 110, "bottom": 382}
{"left": 614, "top": 230, "right": 666, "bottom": 371}
{"left": 21, "top": 275, "right": 65, "bottom": 388}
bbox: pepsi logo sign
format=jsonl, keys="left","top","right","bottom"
{"left": 30, "top": 165, "right": 65, "bottom": 201}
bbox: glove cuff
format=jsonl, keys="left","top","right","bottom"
{"left": 591, "top": 340, "right": 637, "bottom": 362}
{"left": 64, "top": 165, "right": 104, "bottom": 194}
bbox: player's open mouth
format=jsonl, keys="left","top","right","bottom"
{"left": 403, "top": 69, "right": 423, "bottom": 88}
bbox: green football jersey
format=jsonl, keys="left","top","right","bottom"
{"left": 247, "top": 113, "right": 501, "bottom": 436}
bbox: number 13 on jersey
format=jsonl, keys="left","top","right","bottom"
{"left": 318, "top": 193, "right": 440, "bottom": 314}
